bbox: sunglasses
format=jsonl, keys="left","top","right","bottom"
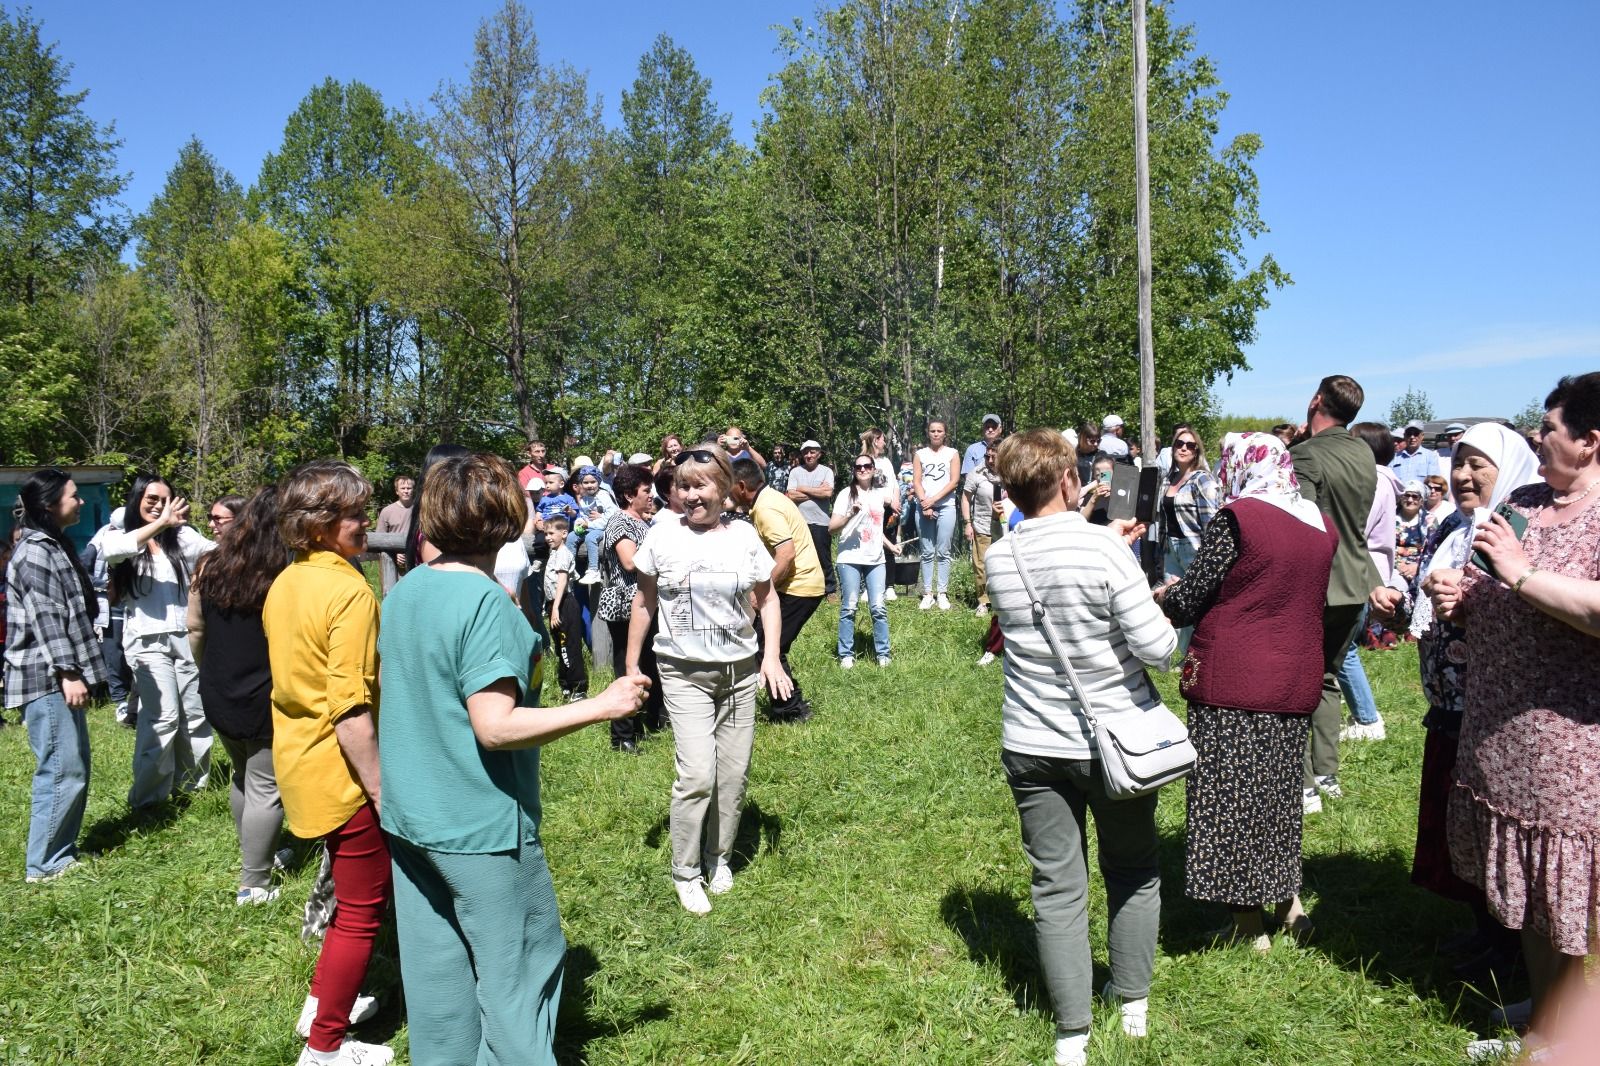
{"left": 1174, "top": 440, "right": 1198, "bottom": 451}
{"left": 671, "top": 449, "right": 720, "bottom": 467}
{"left": 209, "top": 512, "right": 232, "bottom": 523}
{"left": 1401, "top": 494, "right": 1422, "bottom": 501}
{"left": 854, "top": 462, "right": 875, "bottom": 470}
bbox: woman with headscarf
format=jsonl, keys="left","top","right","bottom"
{"left": 1370, "top": 421, "right": 1540, "bottom": 977}
{"left": 1156, "top": 433, "right": 1338, "bottom": 950}
{"left": 1427, "top": 374, "right": 1600, "bottom": 1056}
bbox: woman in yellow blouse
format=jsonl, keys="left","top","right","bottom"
{"left": 263, "top": 461, "right": 390, "bottom": 1066}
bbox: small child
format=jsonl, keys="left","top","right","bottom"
{"left": 542, "top": 515, "right": 588, "bottom": 702}
{"left": 571, "top": 464, "right": 618, "bottom": 584}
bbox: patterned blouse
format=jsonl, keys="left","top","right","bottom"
{"left": 1161, "top": 469, "right": 1223, "bottom": 545}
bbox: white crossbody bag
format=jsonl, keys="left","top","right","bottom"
{"left": 1008, "top": 529, "right": 1195, "bottom": 800}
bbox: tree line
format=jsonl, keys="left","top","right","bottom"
{"left": 0, "top": 0, "right": 1285, "bottom": 500}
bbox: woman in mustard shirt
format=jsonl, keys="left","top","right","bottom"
{"left": 263, "top": 461, "right": 390, "bottom": 1066}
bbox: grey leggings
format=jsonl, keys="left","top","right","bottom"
{"left": 1002, "top": 749, "right": 1162, "bottom": 1033}
{"left": 216, "top": 734, "right": 283, "bottom": 889}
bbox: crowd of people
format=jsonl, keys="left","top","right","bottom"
{"left": 2, "top": 376, "right": 1597, "bottom": 1065}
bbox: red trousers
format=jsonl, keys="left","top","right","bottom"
{"left": 309, "top": 802, "right": 392, "bottom": 1051}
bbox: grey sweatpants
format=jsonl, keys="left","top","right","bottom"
{"left": 1002, "top": 749, "right": 1162, "bottom": 1034}
{"left": 660, "top": 656, "right": 758, "bottom": 882}
{"left": 216, "top": 734, "right": 283, "bottom": 889}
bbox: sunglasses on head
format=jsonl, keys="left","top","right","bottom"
{"left": 671, "top": 449, "right": 719, "bottom": 467}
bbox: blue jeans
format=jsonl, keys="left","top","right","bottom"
{"left": 837, "top": 562, "right": 889, "bottom": 659}
{"left": 580, "top": 526, "right": 606, "bottom": 572}
{"left": 1336, "top": 606, "right": 1381, "bottom": 725}
{"left": 919, "top": 501, "right": 956, "bottom": 594}
{"left": 24, "top": 691, "right": 91, "bottom": 880}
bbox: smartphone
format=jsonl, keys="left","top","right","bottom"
{"left": 1469, "top": 502, "right": 1529, "bottom": 581}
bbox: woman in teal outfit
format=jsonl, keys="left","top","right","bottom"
{"left": 377, "top": 454, "right": 649, "bottom": 1065}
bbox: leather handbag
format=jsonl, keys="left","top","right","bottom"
{"left": 1009, "top": 527, "right": 1195, "bottom": 800}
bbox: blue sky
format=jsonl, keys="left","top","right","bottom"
{"left": 35, "top": 0, "right": 1600, "bottom": 424}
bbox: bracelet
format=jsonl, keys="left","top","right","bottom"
{"left": 1511, "top": 567, "right": 1540, "bottom": 594}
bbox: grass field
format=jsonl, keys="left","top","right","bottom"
{"left": 0, "top": 565, "right": 1526, "bottom": 1064}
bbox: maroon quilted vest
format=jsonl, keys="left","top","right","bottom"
{"left": 1180, "top": 498, "right": 1338, "bottom": 714}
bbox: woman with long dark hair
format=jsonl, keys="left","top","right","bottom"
{"left": 104, "top": 472, "right": 216, "bottom": 809}
{"left": 6, "top": 470, "right": 106, "bottom": 882}
{"left": 188, "top": 486, "right": 291, "bottom": 904}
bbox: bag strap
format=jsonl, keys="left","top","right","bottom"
{"left": 1009, "top": 525, "right": 1101, "bottom": 731}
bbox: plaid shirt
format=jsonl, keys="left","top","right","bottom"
{"left": 1162, "top": 469, "right": 1224, "bottom": 544}
{"left": 4, "top": 532, "right": 108, "bottom": 709}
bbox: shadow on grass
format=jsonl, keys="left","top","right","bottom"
{"left": 940, "top": 886, "right": 1045, "bottom": 1014}
{"left": 555, "top": 943, "right": 670, "bottom": 1064}
{"left": 641, "top": 801, "right": 782, "bottom": 874}
{"left": 82, "top": 793, "right": 192, "bottom": 856}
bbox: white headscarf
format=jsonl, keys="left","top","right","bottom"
{"left": 1218, "top": 431, "right": 1326, "bottom": 530}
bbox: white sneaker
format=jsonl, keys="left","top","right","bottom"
{"left": 578, "top": 570, "right": 601, "bottom": 586}
{"left": 236, "top": 886, "right": 280, "bottom": 906}
{"left": 674, "top": 877, "right": 711, "bottom": 915}
{"left": 884, "top": 586, "right": 897, "bottom": 601}
{"left": 296, "top": 992, "right": 381, "bottom": 1039}
{"left": 1102, "top": 981, "right": 1148, "bottom": 1038}
{"left": 977, "top": 652, "right": 996, "bottom": 667}
{"left": 1315, "top": 774, "right": 1343, "bottom": 799}
{"left": 706, "top": 860, "right": 734, "bottom": 895}
{"left": 1054, "top": 1031, "right": 1089, "bottom": 1066}
{"left": 1302, "top": 787, "right": 1323, "bottom": 815}
{"left": 919, "top": 594, "right": 934, "bottom": 610}
{"left": 840, "top": 655, "right": 854, "bottom": 670}
{"left": 295, "top": 1039, "right": 394, "bottom": 1066}
{"left": 1339, "top": 718, "right": 1386, "bottom": 741}
{"left": 936, "top": 593, "right": 951, "bottom": 610}
{"left": 1466, "top": 1037, "right": 1521, "bottom": 1062}
{"left": 974, "top": 603, "right": 988, "bottom": 616}
{"left": 877, "top": 655, "right": 891, "bottom": 667}
{"left": 25, "top": 858, "right": 80, "bottom": 884}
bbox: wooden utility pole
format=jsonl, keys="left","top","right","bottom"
{"left": 1132, "top": 0, "right": 1156, "bottom": 461}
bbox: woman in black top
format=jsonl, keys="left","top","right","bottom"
{"left": 187, "top": 487, "right": 290, "bottom": 904}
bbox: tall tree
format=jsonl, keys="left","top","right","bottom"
{"left": 0, "top": 6, "right": 126, "bottom": 307}
{"left": 1388, "top": 385, "right": 1434, "bottom": 427}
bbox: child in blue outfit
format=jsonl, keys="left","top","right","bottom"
{"left": 571, "top": 465, "right": 618, "bottom": 584}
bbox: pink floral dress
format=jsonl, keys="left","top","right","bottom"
{"left": 1448, "top": 484, "right": 1600, "bottom": 955}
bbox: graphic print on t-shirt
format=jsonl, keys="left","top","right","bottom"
{"left": 920, "top": 457, "right": 949, "bottom": 483}
{"left": 660, "top": 562, "right": 748, "bottom": 650}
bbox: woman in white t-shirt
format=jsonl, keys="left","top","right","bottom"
{"left": 859, "top": 427, "right": 902, "bottom": 601}
{"left": 626, "top": 447, "right": 792, "bottom": 916}
{"left": 829, "top": 454, "right": 901, "bottom": 667}
{"left": 913, "top": 419, "right": 961, "bottom": 609}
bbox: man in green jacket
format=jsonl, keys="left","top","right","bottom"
{"left": 1290, "top": 375, "right": 1380, "bottom": 813}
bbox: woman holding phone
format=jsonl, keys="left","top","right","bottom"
{"left": 830, "top": 453, "right": 899, "bottom": 667}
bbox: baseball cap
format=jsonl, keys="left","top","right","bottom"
{"left": 1403, "top": 420, "right": 1424, "bottom": 433}
{"left": 1102, "top": 414, "right": 1124, "bottom": 430}
{"left": 1444, "top": 422, "right": 1467, "bottom": 434}
{"left": 800, "top": 439, "right": 822, "bottom": 451}
{"left": 628, "top": 452, "right": 652, "bottom": 465}
{"left": 982, "top": 413, "right": 1001, "bottom": 427}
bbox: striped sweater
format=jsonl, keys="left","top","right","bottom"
{"left": 986, "top": 510, "right": 1177, "bottom": 759}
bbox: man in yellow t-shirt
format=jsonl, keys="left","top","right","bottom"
{"left": 731, "top": 458, "right": 824, "bottom": 723}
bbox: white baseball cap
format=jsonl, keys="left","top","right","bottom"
{"left": 800, "top": 439, "right": 822, "bottom": 451}
{"left": 1102, "top": 414, "right": 1124, "bottom": 430}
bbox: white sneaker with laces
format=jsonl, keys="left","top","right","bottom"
{"left": 706, "top": 860, "right": 734, "bottom": 895}
{"left": 295, "top": 1038, "right": 394, "bottom": 1065}
{"left": 1302, "top": 787, "right": 1323, "bottom": 815}
{"left": 1339, "top": 718, "right": 1386, "bottom": 741}
{"left": 1102, "top": 982, "right": 1148, "bottom": 1037}
{"left": 236, "top": 886, "right": 280, "bottom": 906}
{"left": 578, "top": 570, "right": 601, "bottom": 586}
{"left": 884, "top": 586, "right": 897, "bottom": 601}
{"left": 977, "top": 651, "right": 996, "bottom": 666}
{"left": 1315, "top": 774, "right": 1343, "bottom": 799}
{"left": 296, "top": 992, "right": 381, "bottom": 1040}
{"left": 840, "top": 655, "right": 854, "bottom": 670}
{"left": 936, "top": 593, "right": 951, "bottom": 610}
{"left": 918, "top": 593, "right": 934, "bottom": 610}
{"left": 674, "top": 877, "right": 711, "bottom": 915}
{"left": 877, "top": 655, "right": 892, "bottom": 667}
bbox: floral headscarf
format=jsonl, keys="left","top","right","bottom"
{"left": 1218, "top": 431, "right": 1326, "bottom": 530}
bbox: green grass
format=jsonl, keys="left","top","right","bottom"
{"left": 0, "top": 566, "right": 1523, "bottom": 1064}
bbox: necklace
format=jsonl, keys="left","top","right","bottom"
{"left": 1553, "top": 479, "right": 1599, "bottom": 507}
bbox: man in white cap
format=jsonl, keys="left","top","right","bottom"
{"left": 1098, "top": 414, "right": 1130, "bottom": 460}
{"left": 961, "top": 413, "right": 1004, "bottom": 475}
{"left": 1388, "top": 419, "right": 1436, "bottom": 484}
{"left": 1436, "top": 422, "right": 1467, "bottom": 480}
{"left": 785, "top": 439, "right": 837, "bottom": 600}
